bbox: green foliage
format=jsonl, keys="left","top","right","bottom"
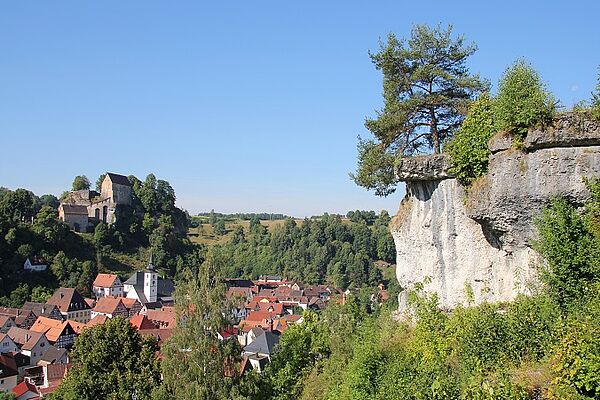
{"left": 51, "top": 317, "right": 161, "bottom": 400}
{"left": 72, "top": 175, "right": 91, "bottom": 191}
{"left": 551, "top": 291, "right": 600, "bottom": 399}
{"left": 588, "top": 66, "right": 600, "bottom": 121}
{"left": 494, "top": 59, "right": 555, "bottom": 138}
{"left": 354, "top": 24, "right": 486, "bottom": 196}
{"left": 266, "top": 311, "right": 329, "bottom": 400}
{"left": 213, "top": 219, "right": 227, "bottom": 236}
{"left": 0, "top": 392, "right": 16, "bottom": 400}
{"left": 446, "top": 93, "right": 496, "bottom": 185}
{"left": 95, "top": 173, "right": 106, "bottom": 192}
{"left": 156, "top": 250, "right": 251, "bottom": 399}
{"left": 214, "top": 213, "right": 391, "bottom": 289}
{"left": 350, "top": 139, "right": 398, "bottom": 196}
{"left": 534, "top": 194, "right": 600, "bottom": 309}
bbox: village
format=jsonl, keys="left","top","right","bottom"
{"left": 0, "top": 254, "right": 351, "bottom": 399}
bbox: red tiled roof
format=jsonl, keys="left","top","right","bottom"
{"left": 87, "top": 315, "right": 108, "bottom": 327}
{"left": 12, "top": 380, "right": 39, "bottom": 397}
{"left": 145, "top": 310, "right": 175, "bottom": 328}
{"left": 30, "top": 316, "right": 70, "bottom": 343}
{"left": 245, "top": 311, "right": 277, "bottom": 322}
{"left": 93, "top": 273, "right": 119, "bottom": 288}
{"left": 129, "top": 314, "right": 156, "bottom": 330}
{"left": 92, "top": 297, "right": 125, "bottom": 314}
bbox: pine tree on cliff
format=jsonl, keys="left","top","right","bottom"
{"left": 352, "top": 24, "right": 487, "bottom": 196}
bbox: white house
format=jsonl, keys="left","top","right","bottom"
{"left": 6, "top": 327, "right": 50, "bottom": 365}
{"left": 0, "top": 333, "right": 19, "bottom": 353}
{"left": 23, "top": 258, "right": 47, "bottom": 272}
{"left": 92, "top": 274, "right": 124, "bottom": 299}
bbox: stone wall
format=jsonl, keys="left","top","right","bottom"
{"left": 391, "top": 114, "right": 600, "bottom": 310}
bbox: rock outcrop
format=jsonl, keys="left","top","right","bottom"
{"left": 391, "top": 114, "right": 600, "bottom": 310}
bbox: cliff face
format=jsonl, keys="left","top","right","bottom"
{"left": 391, "top": 114, "right": 600, "bottom": 310}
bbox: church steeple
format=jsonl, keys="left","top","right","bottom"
{"left": 147, "top": 251, "right": 155, "bottom": 271}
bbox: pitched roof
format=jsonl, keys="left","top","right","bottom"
{"left": 0, "top": 314, "right": 13, "bottom": 327}
{"left": 129, "top": 314, "right": 156, "bottom": 330}
{"left": 46, "top": 288, "right": 91, "bottom": 313}
{"left": 93, "top": 273, "right": 120, "bottom": 288}
{"left": 246, "top": 311, "right": 278, "bottom": 322}
{"left": 145, "top": 309, "right": 175, "bottom": 328}
{"left": 120, "top": 297, "right": 141, "bottom": 310}
{"left": 87, "top": 315, "right": 108, "bottom": 327}
{"left": 157, "top": 279, "right": 175, "bottom": 297}
{"left": 106, "top": 172, "right": 131, "bottom": 186}
{"left": 0, "top": 354, "right": 18, "bottom": 378}
{"left": 7, "top": 327, "right": 46, "bottom": 350}
{"left": 243, "top": 331, "right": 279, "bottom": 356}
{"left": 59, "top": 204, "right": 89, "bottom": 215}
{"left": 22, "top": 302, "right": 62, "bottom": 319}
{"left": 30, "top": 316, "right": 69, "bottom": 342}
{"left": 12, "top": 380, "right": 39, "bottom": 397}
{"left": 92, "top": 297, "right": 125, "bottom": 314}
{"left": 39, "top": 346, "right": 68, "bottom": 364}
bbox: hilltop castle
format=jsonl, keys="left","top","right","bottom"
{"left": 58, "top": 172, "right": 132, "bottom": 232}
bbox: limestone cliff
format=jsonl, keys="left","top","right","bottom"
{"left": 391, "top": 114, "right": 600, "bottom": 310}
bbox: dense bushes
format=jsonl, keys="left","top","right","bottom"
{"left": 446, "top": 93, "right": 496, "bottom": 185}
{"left": 447, "top": 60, "right": 557, "bottom": 186}
{"left": 534, "top": 179, "right": 600, "bottom": 309}
{"left": 494, "top": 59, "right": 555, "bottom": 137}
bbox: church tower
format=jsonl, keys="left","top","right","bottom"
{"left": 144, "top": 252, "right": 158, "bottom": 303}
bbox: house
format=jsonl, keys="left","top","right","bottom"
{"left": 129, "top": 315, "right": 156, "bottom": 330}
{"left": 37, "top": 363, "right": 71, "bottom": 397}
{"left": 120, "top": 298, "right": 142, "bottom": 318}
{"left": 242, "top": 331, "right": 280, "bottom": 373}
{"left": 7, "top": 327, "right": 51, "bottom": 365}
{"left": 11, "top": 380, "right": 39, "bottom": 400}
{"left": 145, "top": 309, "right": 175, "bottom": 329}
{"left": 58, "top": 203, "right": 89, "bottom": 232}
{"left": 21, "top": 303, "right": 63, "bottom": 322}
{"left": 0, "top": 357, "right": 18, "bottom": 394}
{"left": 0, "top": 315, "right": 16, "bottom": 333}
{"left": 92, "top": 274, "right": 124, "bottom": 299}
{"left": 217, "top": 326, "right": 238, "bottom": 341}
{"left": 30, "top": 317, "right": 77, "bottom": 349}
{"left": 0, "top": 308, "right": 37, "bottom": 330}
{"left": 23, "top": 258, "right": 47, "bottom": 272}
{"left": 46, "top": 288, "right": 91, "bottom": 323}
{"left": 237, "top": 327, "right": 265, "bottom": 347}
{"left": 37, "top": 346, "right": 68, "bottom": 366}
{"left": 0, "top": 333, "right": 19, "bottom": 354}
{"left": 87, "top": 315, "right": 108, "bottom": 327}
{"left": 2, "top": 352, "right": 31, "bottom": 375}
{"left": 91, "top": 297, "right": 128, "bottom": 319}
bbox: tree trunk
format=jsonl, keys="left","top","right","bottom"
{"left": 430, "top": 108, "right": 440, "bottom": 153}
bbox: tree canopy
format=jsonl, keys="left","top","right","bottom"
{"left": 353, "top": 24, "right": 486, "bottom": 196}
{"left": 72, "top": 175, "right": 91, "bottom": 191}
{"left": 51, "top": 317, "right": 161, "bottom": 400}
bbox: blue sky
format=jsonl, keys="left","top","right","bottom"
{"left": 1, "top": 1, "right": 599, "bottom": 217}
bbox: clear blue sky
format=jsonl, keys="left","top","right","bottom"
{"left": 1, "top": 1, "right": 599, "bottom": 217}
